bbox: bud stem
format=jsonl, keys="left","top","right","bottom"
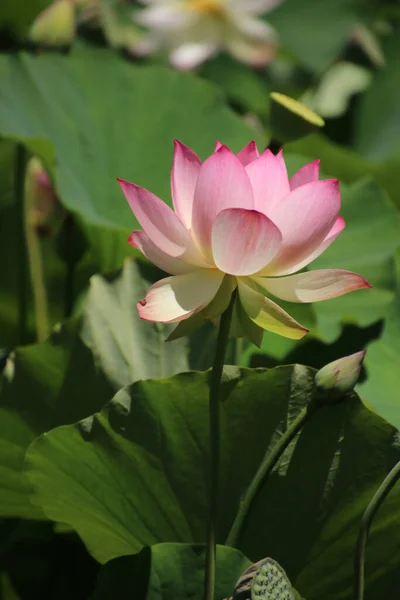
{"left": 203, "top": 290, "right": 236, "bottom": 600}
{"left": 226, "top": 398, "right": 319, "bottom": 548}
{"left": 63, "top": 215, "right": 76, "bottom": 318}
{"left": 15, "top": 144, "right": 29, "bottom": 344}
{"left": 24, "top": 180, "right": 50, "bottom": 342}
{"left": 354, "top": 459, "right": 400, "bottom": 600}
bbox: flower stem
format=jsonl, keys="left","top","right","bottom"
{"left": 63, "top": 215, "right": 76, "bottom": 319}
{"left": 354, "top": 459, "right": 400, "bottom": 600}
{"left": 234, "top": 337, "right": 243, "bottom": 366}
{"left": 203, "top": 290, "right": 236, "bottom": 600}
{"left": 24, "top": 198, "right": 50, "bottom": 342}
{"left": 15, "top": 144, "right": 29, "bottom": 344}
{"left": 64, "top": 260, "right": 75, "bottom": 319}
{"left": 226, "top": 399, "right": 319, "bottom": 548}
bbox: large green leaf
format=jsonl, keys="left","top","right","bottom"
{"left": 26, "top": 365, "right": 400, "bottom": 599}
{"left": 354, "top": 36, "right": 400, "bottom": 161}
{"left": 0, "top": 48, "right": 264, "bottom": 270}
{"left": 268, "top": 0, "right": 358, "bottom": 72}
{"left": 0, "top": 258, "right": 187, "bottom": 518}
{"left": 310, "top": 177, "right": 399, "bottom": 341}
{"left": 286, "top": 133, "right": 400, "bottom": 210}
{"left": 0, "top": 319, "right": 113, "bottom": 518}
{"left": 81, "top": 259, "right": 188, "bottom": 387}
{"left": 358, "top": 249, "right": 400, "bottom": 430}
{"left": 200, "top": 54, "right": 270, "bottom": 116}
{"left": 92, "top": 543, "right": 251, "bottom": 600}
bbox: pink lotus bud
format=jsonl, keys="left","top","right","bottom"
{"left": 29, "top": 0, "right": 76, "bottom": 48}
{"left": 117, "top": 140, "right": 371, "bottom": 343}
{"left": 25, "top": 158, "right": 58, "bottom": 233}
{"left": 315, "top": 351, "right": 366, "bottom": 400}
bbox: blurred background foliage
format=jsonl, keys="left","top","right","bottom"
{"left": 0, "top": 0, "right": 400, "bottom": 599}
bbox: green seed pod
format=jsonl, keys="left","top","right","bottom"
{"left": 233, "top": 557, "right": 299, "bottom": 600}
{"left": 270, "top": 92, "right": 324, "bottom": 144}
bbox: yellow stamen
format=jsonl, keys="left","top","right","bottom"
{"left": 185, "top": 0, "right": 224, "bottom": 16}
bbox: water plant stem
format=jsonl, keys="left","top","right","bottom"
{"left": 203, "top": 290, "right": 236, "bottom": 600}
{"left": 15, "top": 145, "right": 28, "bottom": 344}
{"left": 234, "top": 337, "right": 243, "bottom": 365}
{"left": 64, "top": 260, "right": 75, "bottom": 319}
{"left": 226, "top": 399, "right": 319, "bottom": 548}
{"left": 354, "top": 459, "right": 400, "bottom": 600}
{"left": 63, "top": 215, "right": 76, "bottom": 319}
{"left": 24, "top": 210, "right": 50, "bottom": 342}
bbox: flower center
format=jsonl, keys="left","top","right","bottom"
{"left": 185, "top": 0, "right": 225, "bottom": 16}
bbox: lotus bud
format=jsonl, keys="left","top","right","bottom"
{"left": 25, "top": 157, "right": 58, "bottom": 235}
{"left": 28, "top": 0, "right": 76, "bottom": 48}
{"left": 270, "top": 92, "right": 325, "bottom": 145}
{"left": 315, "top": 350, "right": 366, "bottom": 403}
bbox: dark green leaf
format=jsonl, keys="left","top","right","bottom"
{"left": 0, "top": 0, "right": 50, "bottom": 39}
{"left": 0, "top": 259, "right": 187, "bottom": 518}
{"left": 92, "top": 543, "right": 251, "bottom": 600}
{"left": 0, "top": 49, "right": 264, "bottom": 271}
{"left": 354, "top": 36, "right": 400, "bottom": 161}
{"left": 0, "top": 319, "right": 113, "bottom": 518}
{"left": 81, "top": 259, "right": 188, "bottom": 387}
{"left": 358, "top": 249, "right": 400, "bottom": 430}
{"left": 25, "top": 366, "right": 400, "bottom": 599}
{"left": 269, "top": 0, "right": 358, "bottom": 72}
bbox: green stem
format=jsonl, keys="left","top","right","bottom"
{"left": 15, "top": 145, "right": 28, "bottom": 344}
{"left": 354, "top": 459, "right": 400, "bottom": 600}
{"left": 203, "top": 290, "right": 236, "bottom": 600}
{"left": 24, "top": 198, "right": 50, "bottom": 342}
{"left": 226, "top": 400, "right": 319, "bottom": 548}
{"left": 64, "top": 260, "right": 75, "bottom": 319}
{"left": 234, "top": 337, "right": 244, "bottom": 366}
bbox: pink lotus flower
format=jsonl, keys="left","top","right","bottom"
{"left": 118, "top": 141, "right": 371, "bottom": 343}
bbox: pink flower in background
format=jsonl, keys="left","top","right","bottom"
{"left": 134, "top": 0, "right": 282, "bottom": 70}
{"left": 118, "top": 141, "right": 371, "bottom": 342}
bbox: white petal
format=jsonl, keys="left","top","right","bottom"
{"left": 135, "top": 5, "right": 194, "bottom": 31}
{"left": 170, "top": 42, "right": 218, "bottom": 69}
{"left": 229, "top": 0, "right": 284, "bottom": 14}
{"left": 229, "top": 13, "right": 278, "bottom": 41}
{"left": 254, "top": 270, "right": 371, "bottom": 303}
{"left": 138, "top": 270, "right": 224, "bottom": 323}
{"left": 225, "top": 35, "right": 276, "bottom": 66}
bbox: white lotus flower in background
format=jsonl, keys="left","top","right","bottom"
{"left": 134, "top": 0, "right": 283, "bottom": 70}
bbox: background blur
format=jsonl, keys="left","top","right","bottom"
{"left": 0, "top": 0, "right": 400, "bottom": 598}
